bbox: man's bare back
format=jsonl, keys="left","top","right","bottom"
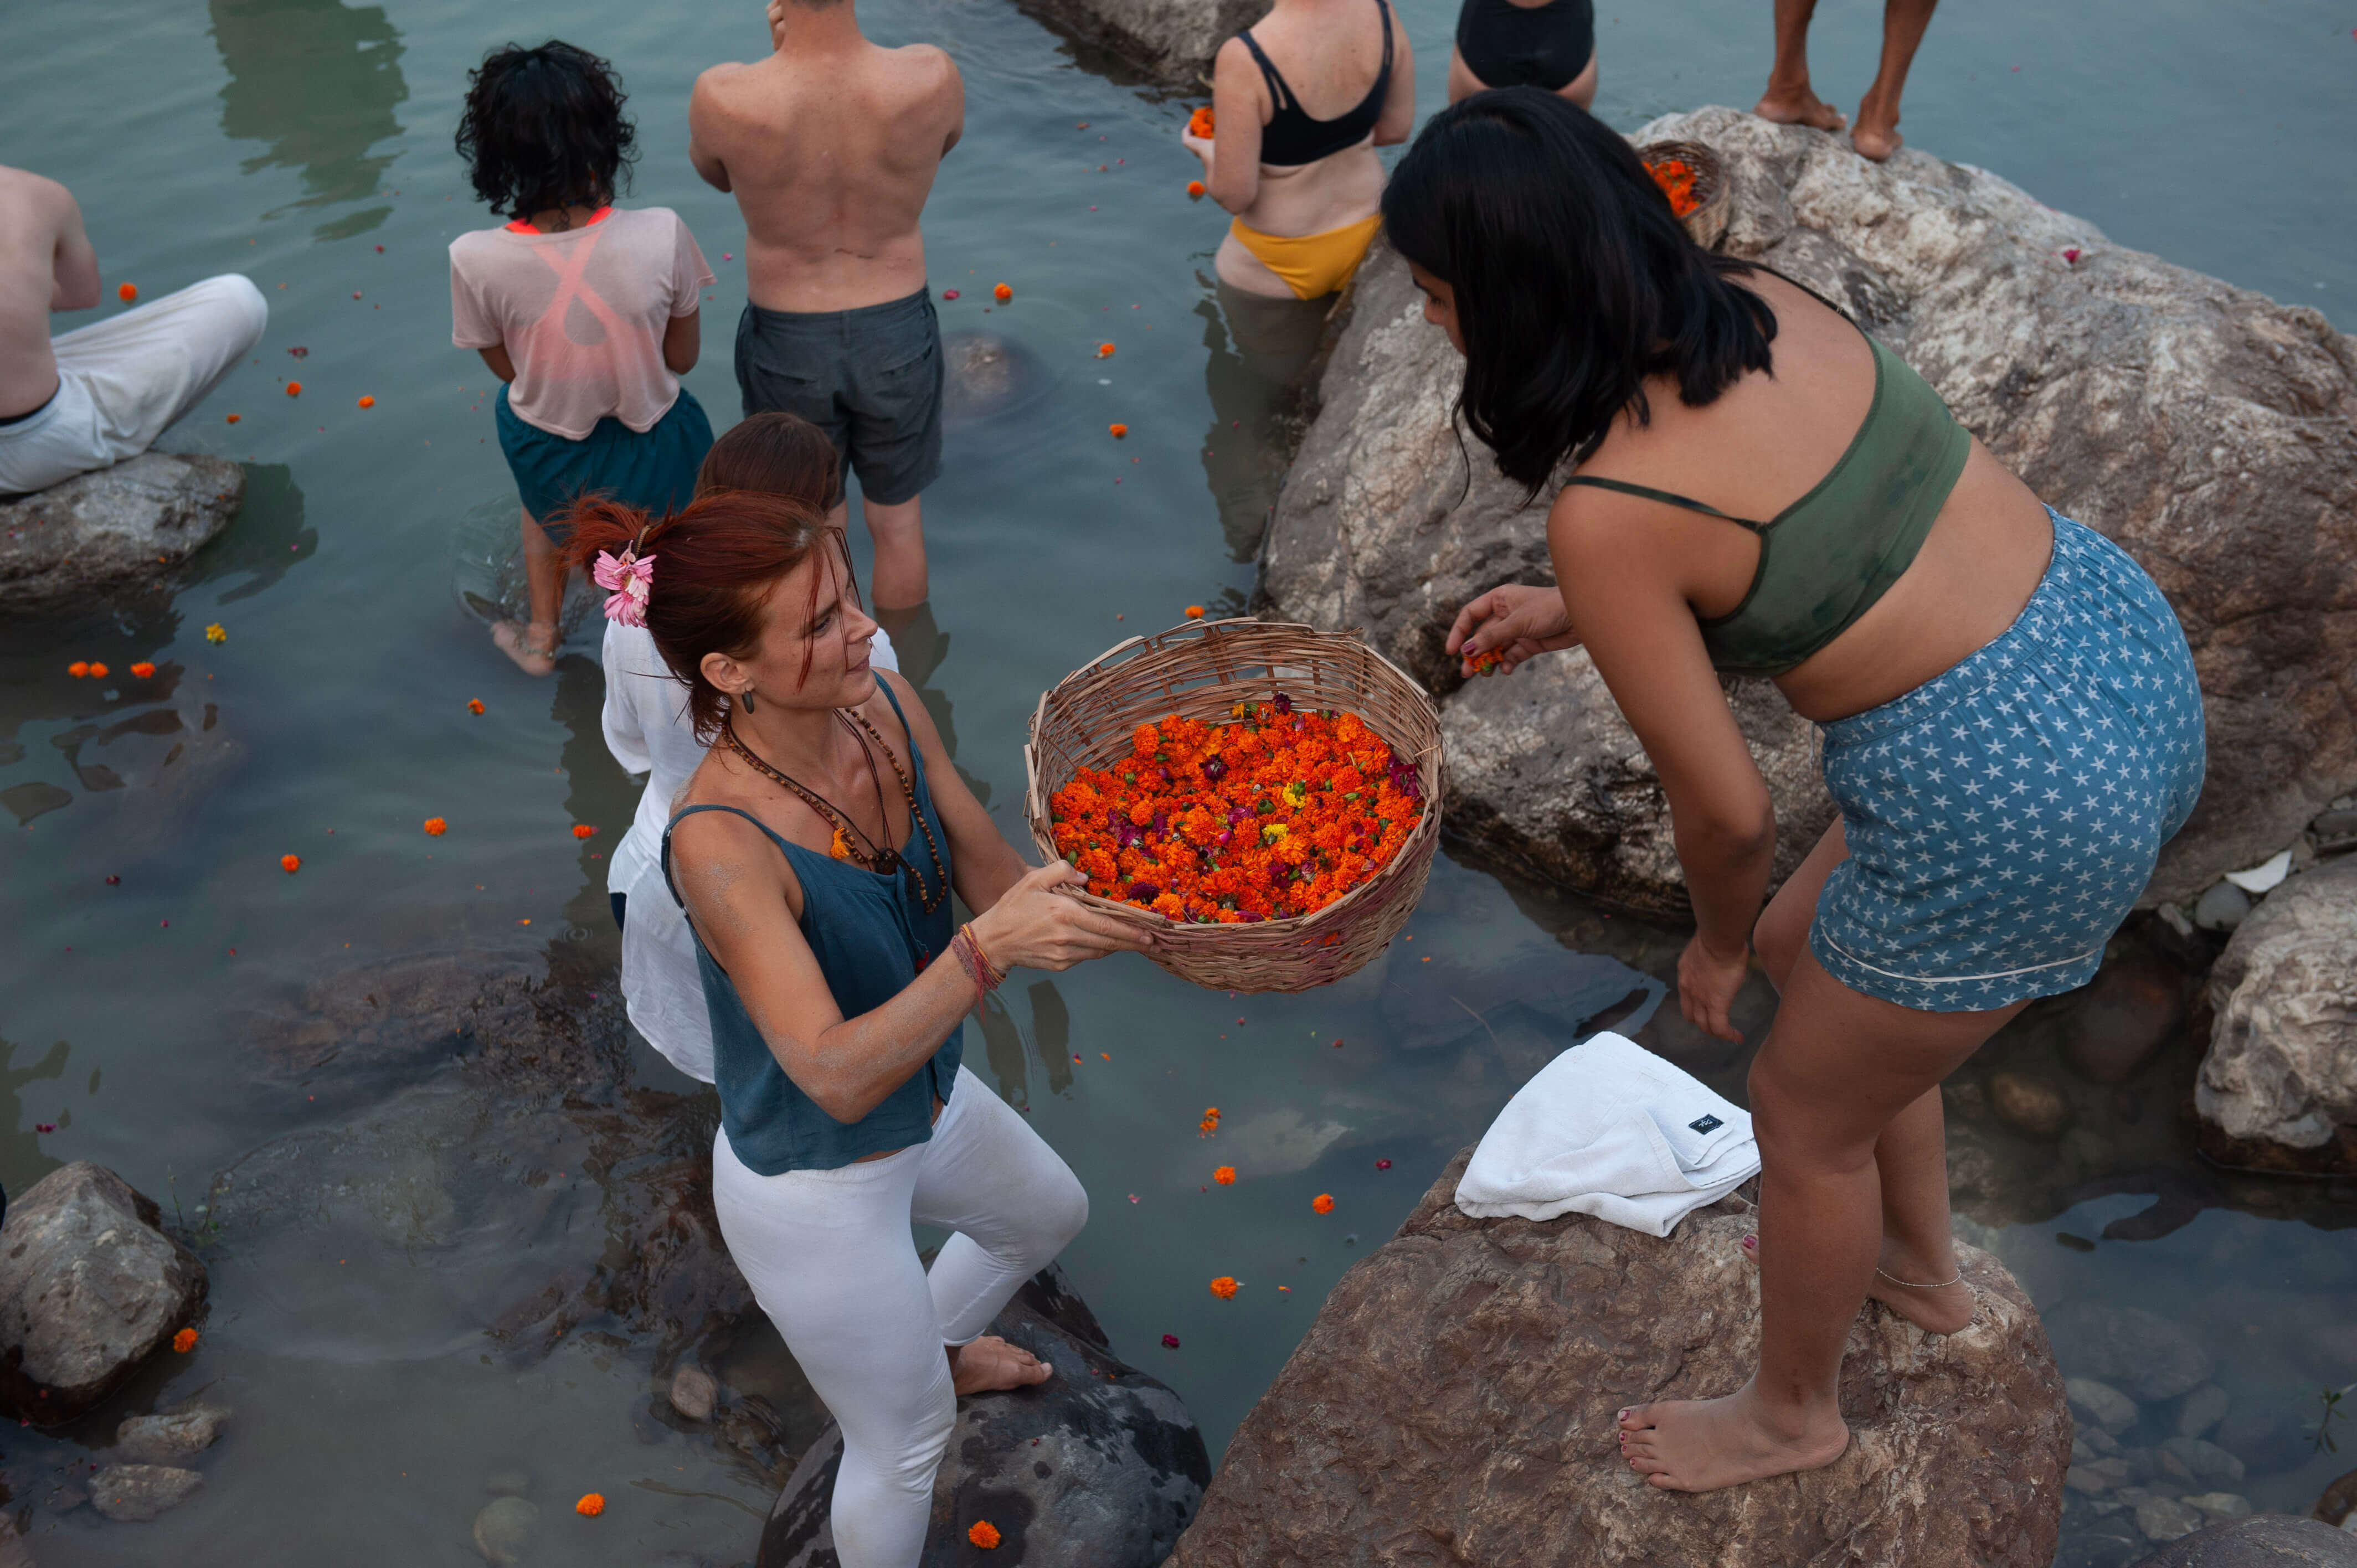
{"left": 689, "top": 1, "right": 963, "bottom": 314}
{"left": 0, "top": 167, "right": 101, "bottom": 419}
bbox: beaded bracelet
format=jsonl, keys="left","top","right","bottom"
{"left": 951, "top": 923, "right": 1004, "bottom": 1017}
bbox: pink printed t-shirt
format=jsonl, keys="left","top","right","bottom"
{"left": 449, "top": 207, "right": 716, "bottom": 441}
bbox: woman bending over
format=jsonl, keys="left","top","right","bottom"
{"left": 566, "top": 492, "right": 1150, "bottom": 1563}
{"left": 1396, "top": 91, "right": 2204, "bottom": 1491}
{"left": 1449, "top": 0, "right": 1597, "bottom": 109}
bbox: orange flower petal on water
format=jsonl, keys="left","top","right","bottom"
{"left": 357, "top": 395, "right": 375, "bottom": 409}
{"left": 572, "top": 823, "right": 596, "bottom": 839}
{"left": 285, "top": 381, "right": 301, "bottom": 397}
{"left": 467, "top": 698, "right": 485, "bottom": 714}
{"left": 1187, "top": 180, "right": 1206, "bottom": 198}
{"left": 118, "top": 282, "right": 138, "bottom": 302}
{"left": 1183, "top": 605, "right": 1204, "bottom": 618}
{"left": 1312, "top": 1193, "right": 1335, "bottom": 1214}
{"left": 967, "top": 1520, "right": 1002, "bottom": 1549}
{"left": 88, "top": 662, "right": 109, "bottom": 678}
{"left": 1213, "top": 1165, "right": 1236, "bottom": 1185}
{"left": 225, "top": 413, "right": 240, "bottom": 424}
{"left": 993, "top": 282, "right": 1012, "bottom": 302}
{"left": 423, "top": 817, "right": 448, "bottom": 836}
{"left": 1097, "top": 342, "right": 1116, "bottom": 358}
{"left": 1109, "top": 422, "right": 1128, "bottom": 439}
{"left": 67, "top": 661, "right": 89, "bottom": 678}
{"left": 129, "top": 662, "right": 156, "bottom": 679}
{"left": 281, "top": 854, "right": 301, "bottom": 873}
{"left": 575, "top": 1493, "right": 605, "bottom": 1517}
{"left": 172, "top": 1327, "right": 197, "bottom": 1352}
{"left": 1209, "top": 1276, "right": 1239, "bottom": 1299}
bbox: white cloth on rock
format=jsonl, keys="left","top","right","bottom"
{"left": 0, "top": 275, "right": 268, "bottom": 496}
{"left": 601, "top": 618, "right": 899, "bottom": 1082}
{"left": 1454, "top": 1030, "right": 1758, "bottom": 1237}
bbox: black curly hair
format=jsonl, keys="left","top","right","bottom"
{"left": 455, "top": 40, "right": 637, "bottom": 220}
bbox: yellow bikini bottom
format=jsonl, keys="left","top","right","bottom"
{"left": 1228, "top": 213, "right": 1383, "bottom": 301}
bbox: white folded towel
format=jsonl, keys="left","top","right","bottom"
{"left": 1454, "top": 1031, "right": 1759, "bottom": 1237}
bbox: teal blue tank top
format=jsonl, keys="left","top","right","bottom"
{"left": 662, "top": 682, "right": 960, "bottom": 1175}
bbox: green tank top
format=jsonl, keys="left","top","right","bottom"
{"left": 1563, "top": 319, "right": 1971, "bottom": 678}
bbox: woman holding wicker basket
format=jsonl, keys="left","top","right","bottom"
{"left": 1404, "top": 91, "right": 2204, "bottom": 1492}
{"left": 561, "top": 487, "right": 1152, "bottom": 1567}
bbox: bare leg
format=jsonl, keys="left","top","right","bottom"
{"left": 861, "top": 493, "right": 928, "bottom": 610}
{"left": 1754, "top": 0, "right": 1849, "bottom": 132}
{"left": 492, "top": 506, "right": 559, "bottom": 677}
{"left": 1617, "top": 949, "right": 2022, "bottom": 1492}
{"left": 947, "top": 1335, "right": 1052, "bottom": 1395}
{"left": 1853, "top": 0, "right": 1938, "bottom": 160}
{"left": 1560, "top": 52, "right": 1599, "bottom": 111}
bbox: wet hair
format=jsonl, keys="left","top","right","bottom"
{"left": 455, "top": 41, "right": 637, "bottom": 220}
{"left": 561, "top": 492, "right": 853, "bottom": 742}
{"left": 697, "top": 412, "right": 845, "bottom": 512}
{"left": 1382, "top": 89, "right": 1778, "bottom": 494}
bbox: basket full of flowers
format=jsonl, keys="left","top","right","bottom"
{"left": 1025, "top": 618, "right": 1443, "bottom": 993}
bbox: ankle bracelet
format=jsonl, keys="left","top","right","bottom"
{"left": 1875, "top": 1265, "right": 1963, "bottom": 1290}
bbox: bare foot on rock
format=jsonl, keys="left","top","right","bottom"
{"left": 1754, "top": 85, "right": 1847, "bottom": 132}
{"left": 1617, "top": 1383, "right": 1850, "bottom": 1492}
{"left": 948, "top": 1335, "right": 1052, "bottom": 1395}
{"left": 1738, "top": 1232, "right": 1974, "bottom": 1335}
{"left": 1851, "top": 95, "right": 1903, "bottom": 161}
{"left": 492, "top": 619, "right": 558, "bottom": 677}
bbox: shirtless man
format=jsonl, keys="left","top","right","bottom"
{"left": 689, "top": 0, "right": 964, "bottom": 611}
{"left": 1753, "top": 0, "right": 1938, "bottom": 162}
{"left": 0, "top": 166, "right": 265, "bottom": 495}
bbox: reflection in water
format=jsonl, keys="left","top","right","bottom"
{"left": 196, "top": 463, "right": 317, "bottom": 605}
{"left": 1197, "top": 279, "right": 1330, "bottom": 563}
{"left": 210, "top": 0, "right": 407, "bottom": 240}
{"left": 552, "top": 652, "right": 646, "bottom": 956}
{"left": 0, "top": 1038, "right": 71, "bottom": 1200}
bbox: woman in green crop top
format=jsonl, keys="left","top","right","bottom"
{"left": 1385, "top": 92, "right": 2205, "bottom": 1493}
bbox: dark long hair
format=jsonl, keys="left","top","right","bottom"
{"left": 697, "top": 411, "right": 845, "bottom": 512}
{"left": 561, "top": 492, "right": 850, "bottom": 744}
{"left": 1382, "top": 89, "right": 1778, "bottom": 494}
{"left": 455, "top": 41, "right": 637, "bottom": 219}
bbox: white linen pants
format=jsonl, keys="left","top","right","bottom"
{"left": 0, "top": 275, "right": 267, "bottom": 495}
{"left": 711, "top": 1066, "right": 1087, "bottom": 1568}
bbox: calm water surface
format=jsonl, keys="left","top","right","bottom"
{"left": 2, "top": 0, "right": 2353, "bottom": 1562}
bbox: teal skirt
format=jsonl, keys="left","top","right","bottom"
{"left": 495, "top": 384, "right": 713, "bottom": 543}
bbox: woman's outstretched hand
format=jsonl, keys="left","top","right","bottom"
{"left": 972, "top": 863, "right": 1157, "bottom": 972}
{"left": 1446, "top": 583, "right": 1582, "bottom": 674}
{"left": 1675, "top": 933, "right": 1750, "bottom": 1045}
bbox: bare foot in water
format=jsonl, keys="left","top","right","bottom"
{"left": 1617, "top": 1382, "right": 1850, "bottom": 1492}
{"left": 492, "top": 619, "right": 558, "bottom": 677}
{"left": 1754, "top": 84, "right": 1848, "bottom": 133}
{"left": 1738, "top": 1232, "right": 1974, "bottom": 1335}
{"left": 948, "top": 1335, "right": 1053, "bottom": 1395}
{"left": 1851, "top": 93, "right": 1903, "bottom": 161}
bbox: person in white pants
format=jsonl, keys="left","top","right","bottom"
{"left": 0, "top": 165, "right": 265, "bottom": 495}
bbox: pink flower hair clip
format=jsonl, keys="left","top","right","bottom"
{"left": 593, "top": 544, "right": 657, "bottom": 627}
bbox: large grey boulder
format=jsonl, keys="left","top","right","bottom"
{"left": 759, "top": 1267, "right": 1210, "bottom": 1567}
{"left": 1262, "top": 106, "right": 2357, "bottom": 912}
{"left": 1169, "top": 1149, "right": 2070, "bottom": 1568}
{"left": 0, "top": 452, "right": 245, "bottom": 612}
{"left": 2198, "top": 858, "right": 2357, "bottom": 1157}
{"left": 0, "top": 1161, "right": 207, "bottom": 1423}
{"left": 2127, "top": 1514, "right": 2357, "bottom": 1566}
{"left": 1012, "top": 0, "right": 1265, "bottom": 87}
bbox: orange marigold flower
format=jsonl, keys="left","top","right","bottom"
{"left": 1313, "top": 1193, "right": 1335, "bottom": 1214}
{"left": 281, "top": 854, "right": 301, "bottom": 873}
{"left": 172, "top": 1327, "right": 198, "bottom": 1352}
{"left": 130, "top": 662, "right": 156, "bottom": 679}
{"left": 1183, "top": 605, "right": 1205, "bottom": 618}
{"left": 1186, "top": 180, "right": 1206, "bottom": 198}
{"left": 1209, "top": 1276, "right": 1239, "bottom": 1299}
{"left": 1213, "top": 1165, "right": 1236, "bottom": 1185}
{"left": 285, "top": 381, "right": 301, "bottom": 397}
{"left": 423, "top": 817, "right": 447, "bottom": 836}
{"left": 357, "top": 395, "right": 375, "bottom": 409}
{"left": 1188, "top": 106, "right": 1216, "bottom": 138}
{"left": 88, "top": 662, "right": 109, "bottom": 678}
{"left": 1109, "top": 422, "right": 1128, "bottom": 439}
{"left": 467, "top": 698, "right": 485, "bottom": 714}
{"left": 575, "top": 1493, "right": 605, "bottom": 1517}
{"left": 67, "top": 661, "right": 89, "bottom": 678}
{"left": 225, "top": 413, "right": 240, "bottom": 423}
{"left": 1098, "top": 342, "right": 1116, "bottom": 358}
{"left": 119, "top": 282, "right": 138, "bottom": 302}
{"left": 993, "top": 282, "right": 1012, "bottom": 302}
{"left": 572, "top": 823, "right": 596, "bottom": 839}
{"left": 967, "top": 1520, "right": 1002, "bottom": 1549}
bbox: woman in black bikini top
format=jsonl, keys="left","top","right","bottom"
{"left": 1239, "top": 0, "right": 1395, "bottom": 166}
{"left": 1450, "top": 0, "right": 1598, "bottom": 107}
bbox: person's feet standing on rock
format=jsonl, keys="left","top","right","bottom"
{"left": 1394, "top": 91, "right": 2207, "bottom": 1493}
{"left": 450, "top": 42, "right": 717, "bottom": 678}
{"left": 1752, "top": 0, "right": 1937, "bottom": 162}
{"left": 690, "top": 0, "right": 963, "bottom": 620}
{"left": 0, "top": 166, "right": 266, "bottom": 498}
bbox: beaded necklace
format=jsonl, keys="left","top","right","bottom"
{"left": 722, "top": 711, "right": 950, "bottom": 915}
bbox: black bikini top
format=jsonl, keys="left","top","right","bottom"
{"left": 1239, "top": 0, "right": 1394, "bottom": 168}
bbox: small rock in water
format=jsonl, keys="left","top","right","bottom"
{"left": 2193, "top": 880, "right": 2251, "bottom": 931}
{"left": 2067, "top": 1457, "right": 2133, "bottom": 1494}
{"left": 2047, "top": 1304, "right": 2214, "bottom": 1402}
{"left": 2061, "top": 951, "right": 2185, "bottom": 1085}
{"left": 2159, "top": 1434, "right": 2246, "bottom": 1486}
{"left": 1990, "top": 1071, "right": 2071, "bottom": 1137}
{"left": 2135, "top": 1494, "right": 2206, "bottom": 1543}
{"left": 2312, "top": 807, "right": 2357, "bottom": 847}
{"left": 90, "top": 1463, "right": 204, "bottom": 1522}
{"left": 2183, "top": 1490, "right": 2253, "bottom": 1520}
{"left": 2175, "top": 1383, "right": 2230, "bottom": 1439}
{"left": 2215, "top": 1406, "right": 2310, "bottom": 1476}
{"left": 2316, "top": 1466, "right": 2357, "bottom": 1528}
{"left": 116, "top": 1402, "right": 229, "bottom": 1464}
{"left": 669, "top": 1365, "right": 718, "bottom": 1422}
{"left": 2066, "top": 1376, "right": 2141, "bottom": 1436}
{"left": 474, "top": 1496, "right": 539, "bottom": 1565}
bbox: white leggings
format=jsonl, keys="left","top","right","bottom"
{"left": 711, "top": 1066, "right": 1087, "bottom": 1568}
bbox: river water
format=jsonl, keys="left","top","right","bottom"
{"left": 2, "top": 0, "right": 2352, "bottom": 1562}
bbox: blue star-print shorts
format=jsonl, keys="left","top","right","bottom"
{"left": 1809, "top": 509, "right": 2206, "bottom": 1012}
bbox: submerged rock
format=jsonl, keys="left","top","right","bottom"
{"left": 1262, "top": 107, "right": 2357, "bottom": 912}
{"left": 2199, "top": 858, "right": 2357, "bottom": 1163}
{"left": 0, "top": 452, "right": 245, "bottom": 612}
{"left": 1167, "top": 1149, "right": 2069, "bottom": 1567}
{"left": 670, "top": 1365, "right": 719, "bottom": 1423}
{"left": 89, "top": 1463, "right": 204, "bottom": 1523}
{"left": 1011, "top": 0, "right": 1266, "bottom": 87}
{"left": 2045, "top": 1303, "right": 2214, "bottom": 1403}
{"left": 0, "top": 1162, "right": 207, "bottom": 1423}
{"left": 116, "top": 1402, "right": 229, "bottom": 1465}
{"left": 2127, "top": 1514, "right": 2357, "bottom": 1565}
{"left": 758, "top": 1267, "right": 1208, "bottom": 1568}
{"left": 472, "top": 1494, "right": 539, "bottom": 1565}
{"left": 940, "top": 331, "right": 1055, "bottom": 427}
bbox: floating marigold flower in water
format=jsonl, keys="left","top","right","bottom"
{"left": 67, "top": 661, "right": 89, "bottom": 678}
{"left": 423, "top": 817, "right": 447, "bottom": 836}
{"left": 575, "top": 1494, "right": 605, "bottom": 1517}
{"left": 225, "top": 413, "right": 240, "bottom": 424}
{"left": 205, "top": 622, "right": 227, "bottom": 642}
{"left": 285, "top": 381, "right": 302, "bottom": 397}
{"left": 1097, "top": 343, "right": 1116, "bottom": 358}
{"left": 119, "top": 282, "right": 138, "bottom": 302}
{"left": 1213, "top": 1165, "right": 1236, "bottom": 1185}
{"left": 88, "top": 662, "right": 109, "bottom": 679}
{"left": 993, "top": 282, "right": 1012, "bottom": 302}
{"left": 357, "top": 395, "right": 375, "bottom": 409}
{"left": 281, "top": 854, "right": 301, "bottom": 873}
{"left": 130, "top": 662, "right": 156, "bottom": 679}
{"left": 967, "top": 1521, "right": 1002, "bottom": 1549}
{"left": 573, "top": 824, "right": 596, "bottom": 839}
{"left": 1109, "top": 422, "right": 1128, "bottom": 439}
{"left": 1183, "top": 604, "right": 1205, "bottom": 618}
{"left": 172, "top": 1327, "right": 198, "bottom": 1353}
{"left": 1209, "top": 1276, "right": 1239, "bottom": 1299}
{"left": 1312, "top": 1193, "right": 1335, "bottom": 1214}
{"left": 467, "top": 698, "right": 485, "bottom": 714}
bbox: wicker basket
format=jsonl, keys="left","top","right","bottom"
{"left": 1639, "top": 138, "right": 1731, "bottom": 250}
{"left": 1024, "top": 618, "right": 1443, "bottom": 993}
